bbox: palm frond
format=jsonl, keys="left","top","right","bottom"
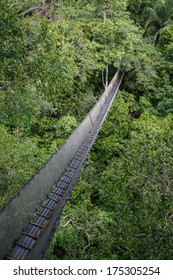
{"left": 145, "top": 19, "right": 161, "bottom": 31}
{"left": 145, "top": 0, "right": 173, "bottom": 32}
{"left": 144, "top": 7, "right": 158, "bottom": 19}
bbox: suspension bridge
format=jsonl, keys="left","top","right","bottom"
{"left": 0, "top": 70, "right": 123, "bottom": 260}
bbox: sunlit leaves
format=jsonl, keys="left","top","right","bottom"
{"left": 0, "top": 125, "right": 47, "bottom": 207}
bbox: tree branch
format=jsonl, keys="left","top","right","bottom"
{"left": 60, "top": 214, "right": 97, "bottom": 253}
{"left": 19, "top": 6, "right": 41, "bottom": 17}
{"left": 102, "top": 70, "right": 106, "bottom": 88}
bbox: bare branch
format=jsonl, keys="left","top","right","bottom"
{"left": 102, "top": 70, "right": 106, "bottom": 88}
{"left": 60, "top": 214, "right": 97, "bottom": 253}
{"left": 19, "top": 6, "right": 41, "bottom": 17}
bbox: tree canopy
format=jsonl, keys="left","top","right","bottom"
{"left": 0, "top": 0, "right": 173, "bottom": 259}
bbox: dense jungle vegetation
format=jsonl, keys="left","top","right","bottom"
{"left": 0, "top": 0, "right": 173, "bottom": 259}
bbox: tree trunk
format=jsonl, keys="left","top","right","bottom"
{"left": 102, "top": 64, "right": 109, "bottom": 88}
{"left": 15, "top": 128, "right": 19, "bottom": 137}
{"left": 153, "top": 29, "right": 160, "bottom": 46}
{"left": 105, "top": 63, "right": 109, "bottom": 87}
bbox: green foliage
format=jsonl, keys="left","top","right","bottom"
{"left": 143, "top": 0, "right": 173, "bottom": 44}
{"left": 45, "top": 203, "right": 116, "bottom": 260}
{"left": 159, "top": 24, "right": 173, "bottom": 60}
{"left": 127, "top": 0, "right": 158, "bottom": 26}
{"left": 1, "top": 0, "right": 173, "bottom": 261}
{"left": 55, "top": 116, "right": 77, "bottom": 138}
{"left": 0, "top": 0, "right": 103, "bottom": 205}
{"left": 0, "top": 83, "right": 40, "bottom": 132}
{"left": 0, "top": 125, "right": 48, "bottom": 207}
{"left": 47, "top": 93, "right": 173, "bottom": 260}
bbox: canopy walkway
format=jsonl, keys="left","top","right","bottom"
{"left": 0, "top": 70, "right": 123, "bottom": 260}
